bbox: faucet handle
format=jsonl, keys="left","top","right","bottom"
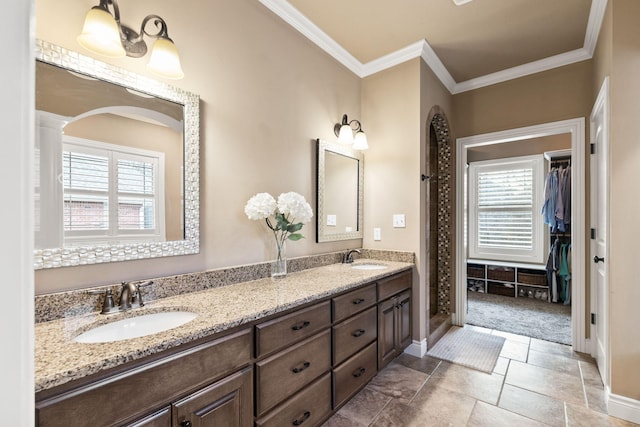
{"left": 131, "top": 281, "right": 153, "bottom": 308}
{"left": 88, "top": 289, "right": 118, "bottom": 314}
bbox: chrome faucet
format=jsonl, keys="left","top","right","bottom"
{"left": 343, "top": 249, "right": 361, "bottom": 264}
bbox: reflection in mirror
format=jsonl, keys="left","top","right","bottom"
{"left": 34, "top": 40, "right": 199, "bottom": 269}
{"left": 316, "top": 139, "right": 364, "bottom": 242}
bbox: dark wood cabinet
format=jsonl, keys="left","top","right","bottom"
{"left": 173, "top": 367, "right": 252, "bottom": 427}
{"left": 254, "top": 301, "right": 332, "bottom": 425}
{"left": 36, "top": 269, "right": 413, "bottom": 427}
{"left": 36, "top": 329, "right": 253, "bottom": 427}
{"left": 377, "top": 271, "right": 412, "bottom": 370}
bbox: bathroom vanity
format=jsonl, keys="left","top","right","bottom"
{"left": 34, "top": 261, "right": 413, "bottom": 426}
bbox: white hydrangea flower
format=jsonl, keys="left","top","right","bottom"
{"left": 244, "top": 192, "right": 276, "bottom": 220}
{"left": 277, "top": 192, "right": 313, "bottom": 224}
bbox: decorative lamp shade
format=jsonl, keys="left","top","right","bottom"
{"left": 352, "top": 131, "right": 369, "bottom": 150}
{"left": 338, "top": 124, "right": 354, "bottom": 145}
{"left": 147, "top": 37, "right": 184, "bottom": 80}
{"left": 77, "top": 7, "right": 126, "bottom": 58}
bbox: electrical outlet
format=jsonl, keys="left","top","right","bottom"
{"left": 393, "top": 214, "right": 406, "bottom": 228}
{"left": 373, "top": 228, "right": 381, "bottom": 241}
{"left": 326, "top": 214, "right": 337, "bottom": 226}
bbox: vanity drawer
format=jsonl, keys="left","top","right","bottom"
{"left": 255, "top": 373, "right": 332, "bottom": 427}
{"left": 255, "top": 300, "right": 331, "bottom": 357}
{"left": 255, "top": 329, "right": 331, "bottom": 416}
{"left": 332, "top": 306, "right": 377, "bottom": 365}
{"left": 332, "top": 284, "right": 376, "bottom": 323}
{"left": 332, "top": 341, "right": 377, "bottom": 408}
{"left": 36, "top": 328, "right": 252, "bottom": 427}
{"left": 377, "top": 270, "right": 412, "bottom": 301}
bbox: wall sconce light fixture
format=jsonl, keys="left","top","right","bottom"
{"left": 334, "top": 114, "right": 368, "bottom": 150}
{"left": 77, "top": 0, "right": 184, "bottom": 79}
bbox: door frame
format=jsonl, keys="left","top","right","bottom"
{"left": 589, "top": 76, "right": 610, "bottom": 388}
{"left": 454, "top": 118, "right": 588, "bottom": 353}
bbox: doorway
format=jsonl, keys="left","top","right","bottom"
{"left": 425, "top": 107, "right": 454, "bottom": 347}
{"left": 454, "top": 119, "right": 589, "bottom": 353}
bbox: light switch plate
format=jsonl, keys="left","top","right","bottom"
{"left": 393, "top": 214, "right": 406, "bottom": 228}
{"left": 326, "top": 214, "right": 337, "bottom": 226}
{"left": 373, "top": 228, "right": 381, "bottom": 241}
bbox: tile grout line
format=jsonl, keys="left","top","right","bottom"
{"left": 577, "top": 359, "right": 590, "bottom": 408}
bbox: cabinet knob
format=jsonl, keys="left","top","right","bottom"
{"left": 180, "top": 420, "right": 192, "bottom": 427}
{"left": 352, "top": 298, "right": 365, "bottom": 305}
{"left": 593, "top": 255, "right": 605, "bottom": 263}
{"left": 292, "top": 411, "right": 311, "bottom": 425}
{"left": 291, "top": 321, "right": 310, "bottom": 331}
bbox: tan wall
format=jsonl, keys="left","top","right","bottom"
{"left": 35, "top": 0, "right": 362, "bottom": 293}
{"left": 600, "top": 0, "right": 640, "bottom": 401}
{"left": 361, "top": 60, "right": 422, "bottom": 338}
{"left": 360, "top": 58, "right": 453, "bottom": 342}
{"left": 452, "top": 61, "right": 593, "bottom": 139}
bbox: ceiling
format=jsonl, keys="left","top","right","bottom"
{"left": 258, "top": 0, "right": 607, "bottom": 94}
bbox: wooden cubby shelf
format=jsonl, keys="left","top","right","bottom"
{"left": 467, "top": 261, "right": 549, "bottom": 302}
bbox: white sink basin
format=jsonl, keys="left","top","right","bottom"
{"left": 351, "top": 263, "right": 388, "bottom": 270}
{"left": 75, "top": 311, "right": 197, "bottom": 343}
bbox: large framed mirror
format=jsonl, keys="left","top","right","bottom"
{"left": 34, "top": 39, "right": 199, "bottom": 269}
{"left": 316, "top": 139, "right": 364, "bottom": 242}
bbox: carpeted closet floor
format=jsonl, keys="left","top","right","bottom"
{"left": 466, "top": 291, "right": 571, "bottom": 345}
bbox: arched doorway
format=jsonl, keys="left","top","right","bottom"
{"left": 425, "top": 106, "right": 454, "bottom": 347}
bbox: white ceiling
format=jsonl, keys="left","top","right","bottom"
{"left": 258, "top": 0, "right": 607, "bottom": 94}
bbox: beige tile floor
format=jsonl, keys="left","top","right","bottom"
{"left": 323, "top": 325, "right": 638, "bottom": 427}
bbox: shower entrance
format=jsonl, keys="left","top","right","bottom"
{"left": 425, "top": 107, "right": 454, "bottom": 347}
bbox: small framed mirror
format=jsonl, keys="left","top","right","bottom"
{"left": 34, "top": 40, "right": 200, "bottom": 269}
{"left": 316, "top": 139, "right": 364, "bottom": 242}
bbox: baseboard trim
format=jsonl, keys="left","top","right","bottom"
{"left": 607, "top": 391, "right": 640, "bottom": 424}
{"left": 405, "top": 339, "right": 427, "bottom": 357}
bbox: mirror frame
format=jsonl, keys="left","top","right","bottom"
{"left": 34, "top": 39, "right": 200, "bottom": 269}
{"left": 316, "top": 138, "right": 364, "bottom": 242}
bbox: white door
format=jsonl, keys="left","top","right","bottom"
{"left": 590, "top": 77, "right": 609, "bottom": 387}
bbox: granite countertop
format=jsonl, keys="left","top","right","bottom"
{"left": 35, "top": 259, "right": 412, "bottom": 393}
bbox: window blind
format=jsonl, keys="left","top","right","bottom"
{"left": 477, "top": 168, "right": 533, "bottom": 249}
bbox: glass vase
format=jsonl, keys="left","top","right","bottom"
{"left": 271, "top": 240, "right": 287, "bottom": 278}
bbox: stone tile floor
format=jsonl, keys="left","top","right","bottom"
{"left": 322, "top": 325, "right": 638, "bottom": 427}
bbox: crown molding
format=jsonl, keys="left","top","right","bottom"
{"left": 256, "top": 0, "right": 364, "bottom": 76}
{"left": 584, "top": 0, "right": 608, "bottom": 55}
{"left": 453, "top": 48, "right": 592, "bottom": 94}
{"left": 258, "top": 0, "right": 607, "bottom": 94}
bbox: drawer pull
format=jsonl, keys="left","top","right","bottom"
{"left": 292, "top": 411, "right": 311, "bottom": 425}
{"left": 291, "top": 321, "right": 311, "bottom": 331}
{"left": 291, "top": 361, "right": 311, "bottom": 373}
{"left": 180, "top": 421, "right": 192, "bottom": 427}
{"left": 352, "top": 367, "right": 366, "bottom": 378}
{"left": 352, "top": 298, "right": 365, "bottom": 305}
{"left": 352, "top": 329, "right": 366, "bottom": 337}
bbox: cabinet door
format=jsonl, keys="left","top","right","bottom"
{"left": 397, "top": 290, "right": 412, "bottom": 350}
{"left": 173, "top": 367, "right": 253, "bottom": 427}
{"left": 377, "top": 297, "right": 397, "bottom": 369}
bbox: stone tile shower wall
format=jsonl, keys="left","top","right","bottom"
{"left": 432, "top": 113, "right": 453, "bottom": 315}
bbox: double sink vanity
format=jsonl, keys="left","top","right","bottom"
{"left": 35, "top": 259, "right": 413, "bottom": 426}
{"left": 33, "top": 40, "right": 413, "bottom": 427}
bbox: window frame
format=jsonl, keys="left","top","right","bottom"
{"left": 61, "top": 136, "right": 166, "bottom": 246}
{"left": 468, "top": 154, "right": 546, "bottom": 265}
